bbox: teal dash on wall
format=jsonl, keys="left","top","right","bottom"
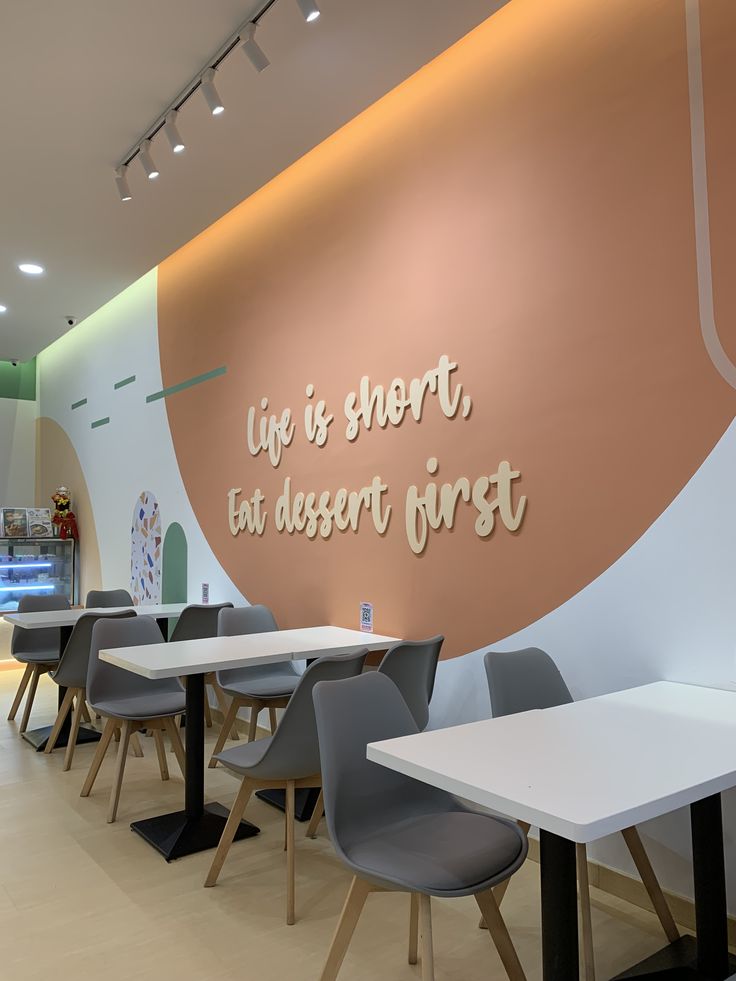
{"left": 71, "top": 398, "right": 88, "bottom": 410}
{"left": 114, "top": 375, "right": 136, "bottom": 390}
{"left": 146, "top": 365, "right": 227, "bottom": 404}
{"left": 91, "top": 416, "right": 110, "bottom": 429}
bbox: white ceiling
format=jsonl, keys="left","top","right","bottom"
{"left": 0, "top": 0, "right": 507, "bottom": 363}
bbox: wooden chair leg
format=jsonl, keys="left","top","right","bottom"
{"left": 247, "top": 702, "right": 261, "bottom": 742}
{"left": 319, "top": 877, "right": 373, "bottom": 981}
{"left": 409, "top": 893, "right": 419, "bottom": 965}
{"left": 19, "top": 665, "right": 41, "bottom": 734}
{"left": 129, "top": 732, "right": 144, "bottom": 758}
{"left": 44, "top": 687, "right": 75, "bottom": 754}
{"left": 163, "top": 717, "right": 186, "bottom": 777}
{"left": 269, "top": 706, "right": 278, "bottom": 733}
{"left": 419, "top": 894, "right": 435, "bottom": 981}
{"left": 80, "top": 700, "right": 91, "bottom": 723}
{"left": 63, "top": 690, "right": 85, "bottom": 772}
{"left": 621, "top": 826, "right": 679, "bottom": 942}
{"left": 7, "top": 664, "right": 33, "bottom": 721}
{"left": 108, "top": 720, "right": 132, "bottom": 823}
{"left": 153, "top": 728, "right": 169, "bottom": 781}
{"left": 213, "top": 682, "right": 239, "bottom": 740}
{"left": 475, "top": 887, "right": 527, "bottom": 981}
{"left": 306, "top": 789, "right": 325, "bottom": 839}
{"left": 577, "top": 843, "right": 596, "bottom": 981}
{"left": 209, "top": 698, "right": 240, "bottom": 767}
{"left": 480, "top": 820, "right": 530, "bottom": 928}
{"left": 204, "top": 778, "right": 255, "bottom": 887}
{"left": 81, "top": 718, "right": 116, "bottom": 797}
{"left": 286, "top": 781, "right": 296, "bottom": 925}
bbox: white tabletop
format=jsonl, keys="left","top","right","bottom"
{"left": 367, "top": 682, "right": 736, "bottom": 843}
{"left": 3, "top": 603, "right": 187, "bottom": 629}
{"left": 100, "top": 625, "right": 399, "bottom": 679}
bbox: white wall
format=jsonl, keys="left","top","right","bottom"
{"left": 0, "top": 397, "right": 35, "bottom": 506}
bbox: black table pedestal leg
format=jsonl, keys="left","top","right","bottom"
{"left": 540, "top": 830, "right": 579, "bottom": 981}
{"left": 22, "top": 624, "right": 100, "bottom": 752}
{"left": 692, "top": 793, "right": 729, "bottom": 980}
{"left": 131, "top": 672, "right": 259, "bottom": 860}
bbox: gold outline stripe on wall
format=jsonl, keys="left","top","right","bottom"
{"left": 91, "top": 417, "right": 110, "bottom": 429}
{"left": 146, "top": 365, "right": 227, "bottom": 403}
{"left": 114, "top": 375, "right": 136, "bottom": 390}
{"left": 71, "top": 398, "right": 87, "bottom": 410}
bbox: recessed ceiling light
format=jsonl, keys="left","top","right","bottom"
{"left": 0, "top": 304, "right": 7, "bottom": 314}
{"left": 18, "top": 263, "right": 44, "bottom": 275}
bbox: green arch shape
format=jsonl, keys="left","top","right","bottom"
{"left": 162, "top": 522, "right": 188, "bottom": 604}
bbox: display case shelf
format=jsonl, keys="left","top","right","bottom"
{"left": 0, "top": 538, "right": 76, "bottom": 611}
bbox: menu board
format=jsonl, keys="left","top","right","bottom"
{"left": 1, "top": 508, "right": 29, "bottom": 537}
{"left": 27, "top": 508, "right": 54, "bottom": 537}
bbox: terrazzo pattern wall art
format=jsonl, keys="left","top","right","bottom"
{"left": 130, "top": 491, "right": 162, "bottom": 604}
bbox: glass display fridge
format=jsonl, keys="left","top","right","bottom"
{"left": 0, "top": 538, "right": 76, "bottom": 611}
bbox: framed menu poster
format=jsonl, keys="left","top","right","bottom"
{"left": 27, "top": 508, "right": 54, "bottom": 537}
{"left": 1, "top": 508, "right": 29, "bottom": 537}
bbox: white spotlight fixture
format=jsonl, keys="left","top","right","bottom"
{"left": 114, "top": 165, "right": 132, "bottom": 202}
{"left": 139, "top": 139, "right": 160, "bottom": 179}
{"left": 296, "top": 0, "right": 320, "bottom": 23}
{"left": 0, "top": 304, "right": 7, "bottom": 314}
{"left": 164, "top": 110, "right": 186, "bottom": 153}
{"left": 241, "top": 24, "right": 270, "bottom": 72}
{"left": 201, "top": 68, "right": 225, "bottom": 115}
{"left": 18, "top": 263, "right": 44, "bottom": 276}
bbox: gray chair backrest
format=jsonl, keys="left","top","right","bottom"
{"left": 216, "top": 604, "right": 298, "bottom": 686}
{"left": 11, "top": 593, "right": 70, "bottom": 659}
{"left": 85, "top": 588, "right": 134, "bottom": 608}
{"left": 377, "top": 636, "right": 443, "bottom": 730}
{"left": 484, "top": 648, "right": 573, "bottom": 717}
{"left": 87, "top": 615, "right": 183, "bottom": 707}
{"left": 314, "top": 672, "right": 446, "bottom": 862}
{"left": 244, "top": 650, "right": 369, "bottom": 781}
{"left": 53, "top": 610, "right": 136, "bottom": 689}
{"left": 169, "top": 602, "right": 233, "bottom": 643}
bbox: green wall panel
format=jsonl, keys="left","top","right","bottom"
{"left": 162, "top": 522, "right": 188, "bottom": 604}
{"left": 0, "top": 358, "right": 36, "bottom": 401}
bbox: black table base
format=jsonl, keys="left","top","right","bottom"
{"left": 22, "top": 723, "right": 100, "bottom": 752}
{"left": 540, "top": 794, "right": 732, "bottom": 981}
{"left": 130, "top": 672, "right": 259, "bottom": 861}
{"left": 131, "top": 801, "right": 258, "bottom": 862}
{"left": 611, "top": 935, "right": 736, "bottom": 979}
{"left": 255, "top": 787, "right": 321, "bottom": 822}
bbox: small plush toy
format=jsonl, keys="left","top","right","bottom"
{"left": 51, "top": 486, "right": 79, "bottom": 541}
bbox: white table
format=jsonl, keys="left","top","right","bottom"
{"left": 102, "top": 626, "right": 399, "bottom": 861}
{"left": 368, "top": 682, "right": 736, "bottom": 980}
{"left": 4, "top": 603, "right": 187, "bottom": 751}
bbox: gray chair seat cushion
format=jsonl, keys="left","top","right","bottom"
{"left": 15, "top": 649, "right": 60, "bottom": 665}
{"left": 216, "top": 736, "right": 273, "bottom": 775}
{"left": 221, "top": 673, "right": 300, "bottom": 700}
{"left": 343, "top": 809, "right": 526, "bottom": 898}
{"left": 92, "top": 691, "right": 185, "bottom": 720}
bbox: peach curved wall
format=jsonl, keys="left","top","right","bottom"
{"left": 157, "top": 0, "right": 736, "bottom": 657}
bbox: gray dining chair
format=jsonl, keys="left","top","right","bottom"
{"left": 44, "top": 609, "right": 136, "bottom": 770}
{"left": 209, "top": 605, "right": 301, "bottom": 764}
{"left": 80, "top": 616, "right": 186, "bottom": 823}
{"left": 169, "top": 602, "right": 233, "bottom": 730}
{"left": 204, "top": 649, "right": 369, "bottom": 926}
{"left": 377, "top": 635, "right": 443, "bottom": 730}
{"left": 85, "top": 588, "right": 134, "bottom": 608}
{"left": 7, "top": 593, "right": 71, "bottom": 734}
{"left": 312, "top": 672, "right": 528, "bottom": 981}
{"left": 484, "top": 648, "right": 679, "bottom": 981}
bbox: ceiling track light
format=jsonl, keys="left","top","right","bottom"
{"left": 296, "top": 0, "right": 320, "bottom": 23}
{"left": 139, "top": 140, "right": 160, "bottom": 180}
{"left": 201, "top": 68, "right": 225, "bottom": 115}
{"left": 241, "top": 23, "right": 270, "bottom": 72}
{"left": 164, "top": 110, "right": 186, "bottom": 153}
{"left": 114, "top": 165, "right": 132, "bottom": 202}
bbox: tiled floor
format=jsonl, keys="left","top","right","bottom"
{"left": 0, "top": 668, "right": 677, "bottom": 981}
